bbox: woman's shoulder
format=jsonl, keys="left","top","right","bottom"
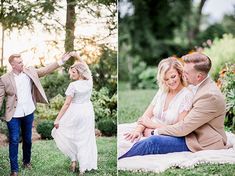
{"left": 70, "top": 79, "right": 93, "bottom": 89}
{"left": 181, "top": 87, "right": 194, "bottom": 99}
{"left": 182, "top": 86, "right": 193, "bottom": 94}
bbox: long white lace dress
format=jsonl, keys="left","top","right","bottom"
{"left": 118, "top": 87, "right": 194, "bottom": 157}
{"left": 51, "top": 79, "right": 97, "bottom": 172}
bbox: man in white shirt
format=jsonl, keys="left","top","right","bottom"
{"left": 0, "top": 53, "right": 73, "bottom": 176}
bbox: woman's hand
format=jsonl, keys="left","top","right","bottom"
{"left": 61, "top": 52, "right": 73, "bottom": 63}
{"left": 124, "top": 131, "right": 142, "bottom": 143}
{"left": 54, "top": 119, "right": 60, "bottom": 129}
{"left": 69, "top": 51, "right": 78, "bottom": 57}
{"left": 70, "top": 51, "right": 86, "bottom": 63}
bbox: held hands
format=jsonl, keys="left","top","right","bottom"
{"left": 124, "top": 131, "right": 142, "bottom": 143}
{"left": 60, "top": 51, "right": 84, "bottom": 64}
{"left": 69, "top": 51, "right": 86, "bottom": 63}
{"left": 61, "top": 52, "right": 73, "bottom": 63}
{"left": 69, "top": 51, "right": 79, "bottom": 58}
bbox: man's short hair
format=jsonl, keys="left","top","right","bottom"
{"left": 8, "top": 54, "right": 21, "bottom": 64}
{"left": 182, "top": 52, "right": 211, "bottom": 74}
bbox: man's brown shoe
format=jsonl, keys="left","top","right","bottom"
{"left": 23, "top": 163, "right": 32, "bottom": 169}
{"left": 10, "top": 172, "right": 18, "bottom": 176}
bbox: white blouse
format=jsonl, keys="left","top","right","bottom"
{"left": 151, "top": 87, "right": 193, "bottom": 125}
{"left": 65, "top": 79, "right": 93, "bottom": 104}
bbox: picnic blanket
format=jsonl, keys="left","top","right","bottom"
{"left": 118, "top": 123, "right": 235, "bottom": 173}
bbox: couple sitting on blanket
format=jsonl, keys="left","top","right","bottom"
{"left": 119, "top": 52, "right": 228, "bottom": 159}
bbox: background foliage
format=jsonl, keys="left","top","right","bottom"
{"left": 119, "top": 0, "right": 235, "bottom": 88}
{"left": 217, "top": 64, "right": 235, "bottom": 132}
{"left": 204, "top": 34, "right": 235, "bottom": 80}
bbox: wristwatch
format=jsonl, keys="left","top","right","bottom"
{"left": 151, "top": 129, "right": 159, "bottom": 135}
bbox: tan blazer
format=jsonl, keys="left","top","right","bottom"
{"left": 158, "top": 77, "right": 228, "bottom": 152}
{"left": 0, "top": 62, "right": 60, "bottom": 122}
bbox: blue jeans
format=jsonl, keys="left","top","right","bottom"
{"left": 119, "top": 135, "right": 190, "bottom": 159}
{"left": 7, "top": 113, "right": 34, "bottom": 172}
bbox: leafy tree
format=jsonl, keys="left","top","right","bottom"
{"left": 1, "top": 0, "right": 117, "bottom": 69}
{"left": 64, "top": 0, "right": 117, "bottom": 69}
{"left": 221, "top": 13, "right": 235, "bottom": 36}
{"left": 0, "top": 0, "right": 61, "bottom": 66}
{"left": 187, "top": 0, "right": 207, "bottom": 45}
{"left": 119, "top": 0, "right": 235, "bottom": 85}
{"left": 90, "top": 44, "right": 117, "bottom": 95}
{"left": 119, "top": 0, "right": 192, "bottom": 83}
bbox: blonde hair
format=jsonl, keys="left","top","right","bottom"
{"left": 157, "top": 57, "right": 187, "bottom": 92}
{"left": 70, "top": 62, "right": 91, "bottom": 80}
{"left": 182, "top": 52, "right": 211, "bottom": 74}
{"left": 8, "top": 54, "right": 21, "bottom": 64}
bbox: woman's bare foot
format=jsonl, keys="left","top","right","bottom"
{"left": 78, "top": 171, "right": 84, "bottom": 176}
{"left": 70, "top": 161, "right": 77, "bottom": 172}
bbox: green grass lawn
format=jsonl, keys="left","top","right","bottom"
{"left": 118, "top": 89, "right": 156, "bottom": 123}
{"left": 0, "top": 137, "right": 116, "bottom": 176}
{"left": 118, "top": 87, "right": 235, "bottom": 176}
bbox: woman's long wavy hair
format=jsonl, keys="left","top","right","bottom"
{"left": 157, "top": 57, "right": 187, "bottom": 92}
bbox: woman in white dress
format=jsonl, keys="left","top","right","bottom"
{"left": 51, "top": 52, "right": 97, "bottom": 175}
{"left": 118, "top": 57, "right": 194, "bottom": 159}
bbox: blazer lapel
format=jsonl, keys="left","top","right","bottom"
{"left": 23, "top": 68, "right": 49, "bottom": 103}
{"left": 9, "top": 71, "right": 17, "bottom": 94}
{"left": 193, "top": 77, "right": 211, "bottom": 101}
{"left": 23, "top": 68, "right": 34, "bottom": 82}
{"left": 23, "top": 68, "right": 41, "bottom": 88}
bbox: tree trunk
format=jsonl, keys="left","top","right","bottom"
{"left": 1, "top": 0, "right": 4, "bottom": 67}
{"left": 194, "top": 0, "right": 207, "bottom": 36}
{"left": 188, "top": 0, "right": 207, "bottom": 45}
{"left": 1, "top": 27, "right": 4, "bottom": 67}
{"left": 64, "top": 0, "right": 76, "bottom": 68}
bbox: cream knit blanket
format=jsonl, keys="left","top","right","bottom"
{"left": 118, "top": 123, "right": 235, "bottom": 173}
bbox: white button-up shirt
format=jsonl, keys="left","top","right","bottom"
{"left": 13, "top": 72, "right": 36, "bottom": 117}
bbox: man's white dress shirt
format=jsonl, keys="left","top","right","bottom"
{"left": 13, "top": 72, "right": 35, "bottom": 117}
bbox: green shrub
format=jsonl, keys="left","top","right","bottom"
{"left": 35, "top": 94, "right": 65, "bottom": 121}
{"left": 0, "top": 99, "right": 6, "bottom": 118}
{"left": 0, "top": 67, "right": 7, "bottom": 117}
{"left": 204, "top": 34, "right": 235, "bottom": 80}
{"left": 0, "top": 66, "right": 7, "bottom": 76}
{"left": 128, "top": 57, "right": 158, "bottom": 89}
{"left": 91, "top": 87, "right": 117, "bottom": 123}
{"left": 90, "top": 45, "right": 117, "bottom": 96}
{"left": 217, "top": 64, "right": 235, "bottom": 132}
{"left": 35, "top": 104, "right": 57, "bottom": 120}
{"left": 0, "top": 120, "right": 8, "bottom": 137}
{"left": 138, "top": 67, "right": 158, "bottom": 89}
{"left": 129, "top": 56, "right": 147, "bottom": 89}
{"left": 97, "top": 119, "right": 116, "bottom": 136}
{"left": 36, "top": 120, "right": 54, "bottom": 139}
{"left": 41, "top": 71, "right": 70, "bottom": 99}
{"left": 49, "top": 94, "right": 65, "bottom": 110}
